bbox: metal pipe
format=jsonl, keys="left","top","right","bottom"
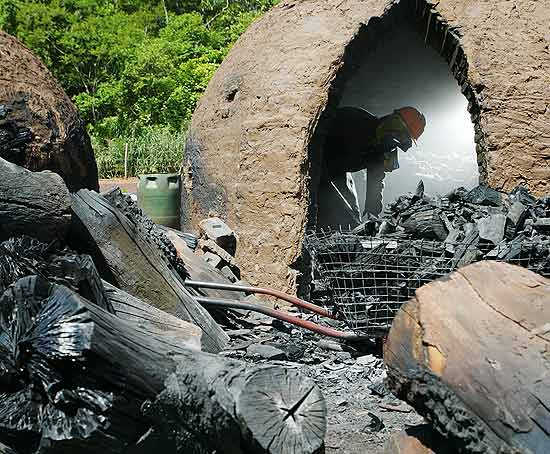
{"left": 185, "top": 280, "right": 337, "bottom": 319}
{"left": 195, "top": 296, "right": 364, "bottom": 341}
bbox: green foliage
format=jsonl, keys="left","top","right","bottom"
{"left": 1, "top": 0, "right": 278, "bottom": 143}
{"left": 78, "top": 12, "right": 224, "bottom": 136}
{"left": 93, "top": 126, "right": 186, "bottom": 178}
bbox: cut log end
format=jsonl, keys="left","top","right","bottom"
{"left": 384, "top": 261, "right": 550, "bottom": 454}
{"left": 237, "top": 367, "right": 327, "bottom": 454}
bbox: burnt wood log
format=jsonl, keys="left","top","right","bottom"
{"left": 0, "top": 158, "right": 71, "bottom": 242}
{"left": 70, "top": 189, "right": 228, "bottom": 353}
{"left": 0, "top": 236, "right": 113, "bottom": 312}
{"left": 383, "top": 426, "right": 454, "bottom": 454}
{"left": 0, "top": 443, "right": 17, "bottom": 454}
{"left": 102, "top": 189, "right": 188, "bottom": 280}
{"left": 145, "top": 356, "right": 326, "bottom": 454}
{"left": 0, "top": 235, "right": 203, "bottom": 351}
{"left": 103, "top": 280, "right": 204, "bottom": 352}
{"left": 0, "top": 276, "right": 326, "bottom": 454}
{"left": 384, "top": 261, "right": 550, "bottom": 454}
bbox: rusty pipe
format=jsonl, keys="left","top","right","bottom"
{"left": 194, "top": 296, "right": 364, "bottom": 341}
{"left": 185, "top": 279, "right": 337, "bottom": 319}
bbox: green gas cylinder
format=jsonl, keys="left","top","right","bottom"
{"left": 137, "top": 173, "right": 181, "bottom": 229}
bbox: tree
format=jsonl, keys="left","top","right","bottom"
{"left": 1, "top": 0, "right": 278, "bottom": 140}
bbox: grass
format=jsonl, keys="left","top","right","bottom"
{"left": 92, "top": 127, "right": 186, "bottom": 179}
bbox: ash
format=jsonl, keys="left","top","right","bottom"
{"left": 221, "top": 311, "right": 424, "bottom": 453}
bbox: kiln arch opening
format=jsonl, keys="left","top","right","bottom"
{"left": 309, "top": 0, "right": 484, "bottom": 231}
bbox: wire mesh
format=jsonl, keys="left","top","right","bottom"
{"left": 305, "top": 229, "right": 550, "bottom": 337}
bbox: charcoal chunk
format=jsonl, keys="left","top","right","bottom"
{"left": 246, "top": 344, "right": 287, "bottom": 360}
{"left": 401, "top": 209, "right": 448, "bottom": 240}
{"left": 534, "top": 218, "right": 550, "bottom": 231}
{"left": 506, "top": 201, "right": 527, "bottom": 238}
{"left": 477, "top": 214, "right": 506, "bottom": 245}
{"left": 464, "top": 185, "right": 503, "bottom": 207}
{"left": 415, "top": 180, "right": 425, "bottom": 198}
{"left": 510, "top": 185, "right": 537, "bottom": 206}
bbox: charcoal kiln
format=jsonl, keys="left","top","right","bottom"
{"left": 183, "top": 0, "right": 550, "bottom": 294}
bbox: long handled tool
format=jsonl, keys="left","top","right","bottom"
{"left": 185, "top": 280, "right": 365, "bottom": 341}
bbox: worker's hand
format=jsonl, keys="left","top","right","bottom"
{"left": 378, "top": 135, "right": 399, "bottom": 154}
{"left": 398, "top": 135, "right": 413, "bottom": 152}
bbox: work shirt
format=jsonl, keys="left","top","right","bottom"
{"left": 323, "top": 107, "right": 412, "bottom": 178}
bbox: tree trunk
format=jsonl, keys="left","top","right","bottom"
{"left": 384, "top": 261, "right": 550, "bottom": 454}
{"left": 0, "top": 276, "right": 326, "bottom": 454}
{"left": 0, "top": 158, "right": 71, "bottom": 242}
{"left": 70, "top": 189, "right": 228, "bottom": 353}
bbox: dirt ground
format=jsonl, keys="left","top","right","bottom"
{"left": 99, "top": 178, "right": 138, "bottom": 194}
{"left": 221, "top": 311, "right": 424, "bottom": 453}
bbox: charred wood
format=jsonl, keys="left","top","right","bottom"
{"left": 103, "top": 280, "right": 204, "bottom": 352}
{"left": 383, "top": 425, "right": 454, "bottom": 454}
{"left": 0, "top": 236, "right": 111, "bottom": 313}
{"left": 0, "top": 276, "right": 326, "bottom": 454}
{"left": 0, "top": 158, "right": 71, "bottom": 243}
{"left": 70, "top": 189, "right": 228, "bottom": 353}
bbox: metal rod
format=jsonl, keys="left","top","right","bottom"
{"left": 195, "top": 296, "right": 364, "bottom": 341}
{"left": 185, "top": 280, "right": 337, "bottom": 319}
{"left": 424, "top": 10, "right": 432, "bottom": 43}
{"left": 124, "top": 143, "right": 129, "bottom": 179}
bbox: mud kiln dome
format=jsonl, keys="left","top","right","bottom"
{"left": 183, "top": 0, "right": 550, "bottom": 293}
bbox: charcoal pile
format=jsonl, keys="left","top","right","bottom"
{"left": 0, "top": 31, "right": 98, "bottom": 192}
{"left": 381, "top": 182, "right": 550, "bottom": 271}
{"left": 0, "top": 105, "right": 33, "bottom": 166}
{"left": 306, "top": 182, "right": 550, "bottom": 336}
{"left": 0, "top": 160, "right": 327, "bottom": 454}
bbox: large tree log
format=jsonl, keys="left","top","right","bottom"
{"left": 70, "top": 189, "right": 228, "bottom": 353}
{"left": 0, "top": 158, "right": 71, "bottom": 242}
{"left": 103, "top": 280, "right": 204, "bottom": 352}
{"left": 384, "top": 261, "right": 550, "bottom": 454}
{"left": 0, "top": 276, "right": 326, "bottom": 454}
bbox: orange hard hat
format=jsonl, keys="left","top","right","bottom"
{"left": 395, "top": 107, "right": 426, "bottom": 141}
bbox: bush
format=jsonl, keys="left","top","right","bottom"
{"left": 92, "top": 126, "right": 185, "bottom": 179}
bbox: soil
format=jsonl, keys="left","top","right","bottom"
{"left": 99, "top": 178, "right": 138, "bottom": 195}
{"left": 221, "top": 311, "right": 424, "bottom": 453}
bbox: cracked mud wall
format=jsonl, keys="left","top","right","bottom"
{"left": 184, "top": 0, "right": 550, "bottom": 293}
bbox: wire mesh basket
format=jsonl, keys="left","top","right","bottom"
{"left": 305, "top": 229, "right": 550, "bottom": 337}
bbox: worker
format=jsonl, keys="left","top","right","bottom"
{"left": 317, "top": 106, "right": 426, "bottom": 227}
